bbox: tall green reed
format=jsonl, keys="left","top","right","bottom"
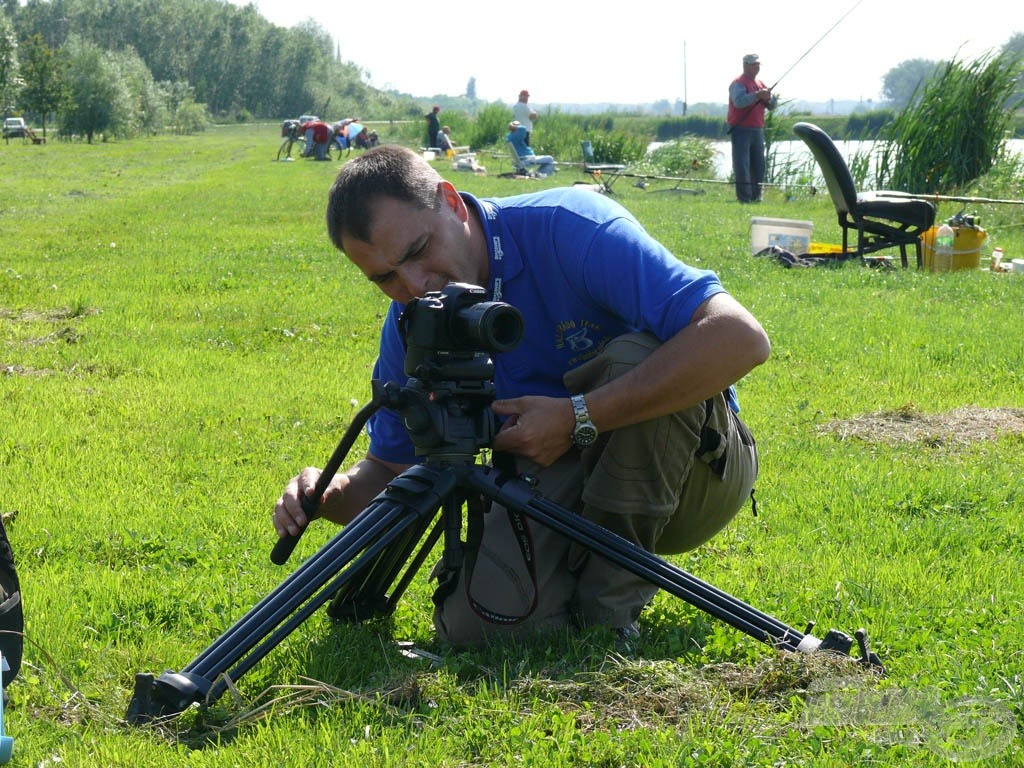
{"left": 878, "top": 51, "right": 1023, "bottom": 193}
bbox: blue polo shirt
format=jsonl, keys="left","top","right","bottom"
{"left": 367, "top": 187, "right": 727, "bottom": 465}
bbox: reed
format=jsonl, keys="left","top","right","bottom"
{"left": 878, "top": 51, "right": 1022, "bottom": 193}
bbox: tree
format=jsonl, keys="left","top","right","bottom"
{"left": 466, "top": 77, "right": 475, "bottom": 101}
{"left": 17, "top": 34, "right": 67, "bottom": 136}
{"left": 0, "top": 13, "right": 21, "bottom": 117}
{"left": 112, "top": 45, "right": 165, "bottom": 134}
{"left": 10, "top": 0, "right": 423, "bottom": 124}
{"left": 61, "top": 36, "right": 131, "bottom": 142}
{"left": 881, "top": 58, "right": 942, "bottom": 110}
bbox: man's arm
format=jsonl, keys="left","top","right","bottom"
{"left": 490, "top": 292, "right": 769, "bottom": 467}
{"left": 273, "top": 453, "right": 411, "bottom": 537}
{"left": 582, "top": 292, "right": 769, "bottom": 430}
{"left": 730, "top": 81, "right": 759, "bottom": 108}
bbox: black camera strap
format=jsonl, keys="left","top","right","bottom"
{"left": 465, "top": 507, "right": 538, "bottom": 626}
{"left": 461, "top": 449, "right": 538, "bottom": 625}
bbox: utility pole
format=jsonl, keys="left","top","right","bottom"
{"left": 682, "top": 41, "right": 688, "bottom": 116}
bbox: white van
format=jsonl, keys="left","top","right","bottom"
{"left": 3, "top": 117, "right": 27, "bottom": 138}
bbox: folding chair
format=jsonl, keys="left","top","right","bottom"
{"left": 505, "top": 139, "right": 536, "bottom": 177}
{"left": 793, "top": 122, "right": 936, "bottom": 268}
{"left": 504, "top": 140, "right": 559, "bottom": 179}
{"left": 581, "top": 140, "right": 626, "bottom": 193}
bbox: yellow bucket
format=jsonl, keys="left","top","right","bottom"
{"left": 921, "top": 225, "right": 987, "bottom": 272}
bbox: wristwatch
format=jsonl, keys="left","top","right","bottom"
{"left": 570, "top": 394, "right": 598, "bottom": 448}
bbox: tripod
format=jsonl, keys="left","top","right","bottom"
{"left": 126, "top": 285, "right": 882, "bottom": 724}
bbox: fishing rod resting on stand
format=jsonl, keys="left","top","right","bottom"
{"left": 125, "top": 283, "right": 883, "bottom": 725}
{"left": 877, "top": 191, "right": 1024, "bottom": 207}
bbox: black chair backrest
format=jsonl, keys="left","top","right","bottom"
{"left": 794, "top": 122, "right": 858, "bottom": 215}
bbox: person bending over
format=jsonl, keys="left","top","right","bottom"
{"left": 273, "top": 145, "right": 770, "bottom": 647}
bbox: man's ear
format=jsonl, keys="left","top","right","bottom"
{"left": 437, "top": 180, "right": 469, "bottom": 222}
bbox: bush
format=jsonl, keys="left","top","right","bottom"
{"left": 587, "top": 131, "right": 647, "bottom": 166}
{"left": 644, "top": 138, "right": 717, "bottom": 176}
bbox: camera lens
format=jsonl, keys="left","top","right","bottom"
{"left": 453, "top": 302, "right": 524, "bottom": 352}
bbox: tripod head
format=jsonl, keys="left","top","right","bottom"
{"left": 270, "top": 284, "right": 522, "bottom": 565}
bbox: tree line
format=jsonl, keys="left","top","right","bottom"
{"left": 0, "top": 0, "right": 423, "bottom": 141}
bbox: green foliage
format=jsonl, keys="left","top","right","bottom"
{"left": 59, "top": 35, "right": 132, "bottom": 142}
{"left": 467, "top": 102, "right": 512, "bottom": 149}
{"left": 640, "top": 137, "right": 717, "bottom": 176}
{"left": 15, "top": 34, "right": 67, "bottom": 135}
{"left": 7, "top": 0, "right": 424, "bottom": 123}
{"left": 882, "top": 58, "right": 943, "bottom": 109}
{"left": 110, "top": 45, "right": 166, "bottom": 135}
{"left": 172, "top": 99, "right": 210, "bottom": 134}
{"left": 0, "top": 11, "right": 20, "bottom": 113}
{"left": 843, "top": 108, "right": 896, "bottom": 138}
{"left": 587, "top": 130, "right": 647, "bottom": 165}
{"left": 654, "top": 115, "right": 730, "bottom": 141}
{"left": 879, "top": 52, "right": 1022, "bottom": 193}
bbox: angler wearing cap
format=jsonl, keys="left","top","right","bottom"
{"left": 727, "top": 54, "right": 778, "bottom": 203}
{"left": 425, "top": 105, "right": 441, "bottom": 149}
{"left": 512, "top": 89, "right": 538, "bottom": 146}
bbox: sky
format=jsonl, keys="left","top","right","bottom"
{"left": 232, "top": 0, "right": 1019, "bottom": 108}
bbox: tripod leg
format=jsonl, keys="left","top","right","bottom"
{"left": 464, "top": 467, "right": 809, "bottom": 654}
{"left": 125, "top": 466, "right": 459, "bottom": 723}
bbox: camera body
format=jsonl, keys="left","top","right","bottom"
{"left": 397, "top": 284, "right": 523, "bottom": 456}
{"left": 400, "top": 283, "right": 523, "bottom": 381}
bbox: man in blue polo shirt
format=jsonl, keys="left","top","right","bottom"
{"left": 273, "top": 145, "right": 770, "bottom": 647}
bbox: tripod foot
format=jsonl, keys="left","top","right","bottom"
{"left": 124, "top": 670, "right": 213, "bottom": 724}
{"left": 796, "top": 627, "right": 885, "bottom": 674}
{"left": 855, "top": 628, "right": 884, "bottom": 672}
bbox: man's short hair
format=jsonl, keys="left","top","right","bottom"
{"left": 326, "top": 145, "right": 440, "bottom": 251}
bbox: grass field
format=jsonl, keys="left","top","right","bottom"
{"left": 1, "top": 124, "right": 1023, "bottom": 766}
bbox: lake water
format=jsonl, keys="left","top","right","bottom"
{"left": 708, "top": 138, "right": 1024, "bottom": 183}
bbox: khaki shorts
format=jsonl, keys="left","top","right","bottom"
{"left": 433, "top": 333, "right": 758, "bottom": 646}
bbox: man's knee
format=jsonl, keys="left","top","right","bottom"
{"left": 656, "top": 409, "right": 758, "bottom": 554}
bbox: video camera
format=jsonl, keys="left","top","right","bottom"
{"left": 397, "top": 283, "right": 523, "bottom": 456}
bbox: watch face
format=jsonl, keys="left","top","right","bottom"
{"left": 574, "top": 424, "right": 598, "bottom": 447}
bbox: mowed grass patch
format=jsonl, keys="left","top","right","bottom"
{"left": 1, "top": 125, "right": 1022, "bottom": 766}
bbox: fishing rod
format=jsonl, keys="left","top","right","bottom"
{"left": 877, "top": 191, "right": 1024, "bottom": 206}
{"left": 627, "top": 172, "right": 817, "bottom": 190}
{"left": 769, "top": 0, "right": 864, "bottom": 92}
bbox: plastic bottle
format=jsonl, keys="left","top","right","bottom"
{"left": 991, "top": 247, "right": 1004, "bottom": 271}
{"left": 935, "top": 222, "right": 955, "bottom": 272}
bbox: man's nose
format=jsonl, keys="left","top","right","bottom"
{"left": 399, "top": 268, "right": 431, "bottom": 302}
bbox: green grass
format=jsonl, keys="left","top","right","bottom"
{"left": 1, "top": 125, "right": 1023, "bottom": 766}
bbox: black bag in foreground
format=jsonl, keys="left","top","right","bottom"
{"left": 0, "top": 517, "right": 22, "bottom": 688}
